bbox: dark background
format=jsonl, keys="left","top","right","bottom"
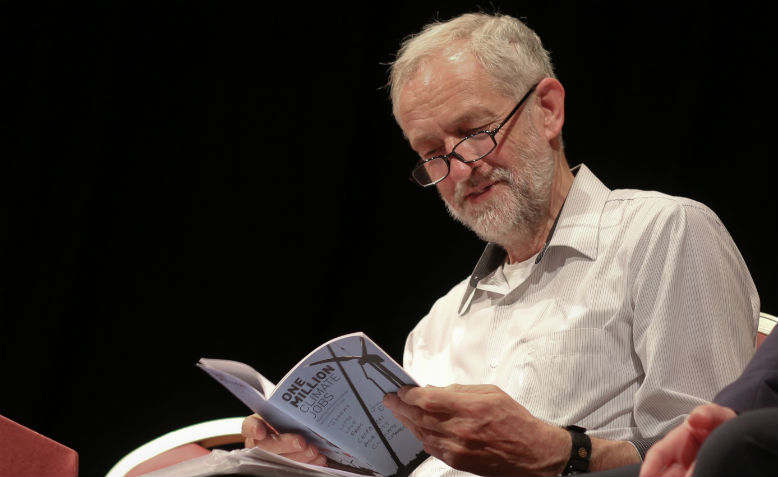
{"left": 2, "top": 2, "right": 775, "bottom": 475}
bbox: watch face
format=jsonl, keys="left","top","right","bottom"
{"left": 563, "top": 426, "right": 591, "bottom": 475}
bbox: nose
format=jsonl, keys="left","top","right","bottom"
{"left": 447, "top": 154, "right": 479, "bottom": 184}
{"left": 440, "top": 136, "right": 481, "bottom": 185}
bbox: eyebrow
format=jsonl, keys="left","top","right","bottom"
{"left": 449, "top": 108, "right": 497, "bottom": 130}
{"left": 410, "top": 108, "right": 499, "bottom": 155}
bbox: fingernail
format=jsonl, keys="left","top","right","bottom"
{"left": 293, "top": 438, "right": 304, "bottom": 450}
{"left": 306, "top": 447, "right": 317, "bottom": 457}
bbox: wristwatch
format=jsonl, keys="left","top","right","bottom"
{"left": 560, "top": 425, "right": 591, "bottom": 475}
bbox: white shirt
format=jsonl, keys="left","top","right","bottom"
{"left": 405, "top": 164, "right": 759, "bottom": 477}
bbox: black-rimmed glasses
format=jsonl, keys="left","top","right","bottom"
{"left": 409, "top": 83, "right": 538, "bottom": 187}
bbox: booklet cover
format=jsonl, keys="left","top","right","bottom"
{"left": 198, "top": 332, "right": 428, "bottom": 477}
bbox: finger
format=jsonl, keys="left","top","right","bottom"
{"left": 398, "top": 384, "right": 503, "bottom": 413}
{"left": 441, "top": 383, "right": 501, "bottom": 394}
{"left": 396, "top": 386, "right": 457, "bottom": 412}
{"left": 639, "top": 447, "right": 669, "bottom": 476}
{"left": 382, "top": 392, "right": 400, "bottom": 409}
{"left": 247, "top": 432, "right": 327, "bottom": 466}
{"left": 687, "top": 403, "right": 736, "bottom": 431}
{"left": 242, "top": 414, "right": 269, "bottom": 441}
{"left": 385, "top": 395, "right": 450, "bottom": 441}
{"left": 640, "top": 421, "right": 699, "bottom": 477}
{"left": 640, "top": 425, "right": 682, "bottom": 476}
{"left": 384, "top": 392, "right": 426, "bottom": 421}
{"left": 390, "top": 407, "right": 426, "bottom": 442}
{"left": 274, "top": 443, "right": 327, "bottom": 466}
{"left": 386, "top": 392, "right": 455, "bottom": 435}
{"left": 422, "top": 442, "right": 446, "bottom": 463}
{"left": 419, "top": 427, "right": 463, "bottom": 454}
{"left": 398, "top": 384, "right": 499, "bottom": 399}
{"left": 253, "top": 433, "right": 309, "bottom": 455}
{"left": 419, "top": 436, "right": 472, "bottom": 471}
{"left": 391, "top": 387, "right": 528, "bottom": 439}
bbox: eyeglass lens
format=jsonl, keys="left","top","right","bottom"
{"left": 455, "top": 132, "right": 497, "bottom": 160}
{"left": 412, "top": 132, "right": 497, "bottom": 186}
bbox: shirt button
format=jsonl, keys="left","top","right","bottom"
{"left": 489, "top": 358, "right": 499, "bottom": 368}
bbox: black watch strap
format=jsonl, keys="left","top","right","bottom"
{"left": 560, "top": 425, "right": 591, "bottom": 475}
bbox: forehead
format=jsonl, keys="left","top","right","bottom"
{"left": 396, "top": 48, "right": 508, "bottom": 144}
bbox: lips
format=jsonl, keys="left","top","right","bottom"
{"left": 464, "top": 181, "right": 498, "bottom": 202}
{"left": 452, "top": 167, "right": 512, "bottom": 208}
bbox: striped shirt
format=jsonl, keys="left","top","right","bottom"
{"left": 404, "top": 164, "right": 759, "bottom": 477}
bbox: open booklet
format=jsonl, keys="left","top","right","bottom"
{"left": 197, "top": 332, "right": 428, "bottom": 477}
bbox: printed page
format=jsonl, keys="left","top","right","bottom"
{"left": 197, "top": 358, "right": 376, "bottom": 473}
{"left": 268, "top": 332, "right": 427, "bottom": 477}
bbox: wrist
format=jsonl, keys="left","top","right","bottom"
{"left": 546, "top": 425, "right": 574, "bottom": 476}
{"left": 559, "top": 425, "right": 591, "bottom": 475}
{"left": 589, "top": 437, "right": 641, "bottom": 472}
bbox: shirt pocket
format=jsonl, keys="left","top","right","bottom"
{"left": 504, "top": 328, "right": 616, "bottom": 423}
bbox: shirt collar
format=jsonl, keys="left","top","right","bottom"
{"left": 457, "top": 163, "right": 610, "bottom": 315}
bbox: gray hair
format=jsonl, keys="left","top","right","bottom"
{"left": 388, "top": 13, "right": 556, "bottom": 118}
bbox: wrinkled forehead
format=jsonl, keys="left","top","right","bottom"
{"left": 394, "top": 43, "right": 502, "bottom": 121}
{"left": 412, "top": 45, "right": 472, "bottom": 86}
{"left": 395, "top": 49, "right": 501, "bottom": 130}
{"left": 393, "top": 40, "right": 471, "bottom": 94}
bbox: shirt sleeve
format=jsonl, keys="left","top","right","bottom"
{"left": 629, "top": 198, "right": 759, "bottom": 438}
{"left": 714, "top": 327, "right": 778, "bottom": 412}
{"left": 629, "top": 437, "right": 663, "bottom": 460}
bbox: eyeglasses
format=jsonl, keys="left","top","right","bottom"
{"left": 409, "top": 83, "right": 538, "bottom": 187}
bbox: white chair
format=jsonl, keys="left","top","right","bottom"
{"left": 758, "top": 312, "right": 777, "bottom": 347}
{"left": 106, "top": 417, "right": 244, "bottom": 477}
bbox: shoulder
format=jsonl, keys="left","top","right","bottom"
{"left": 605, "top": 188, "right": 727, "bottom": 238}
{"left": 609, "top": 188, "right": 719, "bottom": 219}
{"left": 598, "top": 188, "right": 748, "bottom": 289}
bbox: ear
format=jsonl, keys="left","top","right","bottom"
{"left": 534, "top": 77, "right": 565, "bottom": 142}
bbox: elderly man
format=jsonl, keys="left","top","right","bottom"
{"left": 242, "top": 12, "right": 759, "bottom": 476}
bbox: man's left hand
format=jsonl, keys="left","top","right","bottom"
{"left": 383, "top": 384, "right": 570, "bottom": 476}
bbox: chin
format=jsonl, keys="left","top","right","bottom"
{"left": 470, "top": 221, "right": 516, "bottom": 244}
{"left": 448, "top": 204, "right": 518, "bottom": 244}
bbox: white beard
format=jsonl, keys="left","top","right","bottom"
{"left": 443, "top": 123, "right": 555, "bottom": 245}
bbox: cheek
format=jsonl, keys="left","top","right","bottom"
{"left": 483, "top": 145, "right": 518, "bottom": 171}
{"left": 436, "top": 179, "right": 456, "bottom": 203}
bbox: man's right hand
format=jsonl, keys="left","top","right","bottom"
{"left": 241, "top": 414, "right": 327, "bottom": 466}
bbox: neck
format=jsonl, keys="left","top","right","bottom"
{"left": 503, "top": 152, "right": 574, "bottom": 264}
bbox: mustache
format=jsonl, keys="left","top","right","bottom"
{"left": 452, "top": 167, "right": 513, "bottom": 204}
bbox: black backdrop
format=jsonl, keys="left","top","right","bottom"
{"left": 2, "top": 2, "right": 776, "bottom": 475}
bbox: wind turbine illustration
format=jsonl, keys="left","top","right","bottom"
{"left": 308, "top": 336, "right": 410, "bottom": 394}
{"left": 306, "top": 336, "right": 426, "bottom": 476}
